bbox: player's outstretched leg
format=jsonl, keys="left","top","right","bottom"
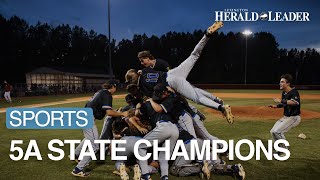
{"left": 168, "top": 21, "right": 224, "bottom": 79}
{"left": 168, "top": 76, "right": 234, "bottom": 123}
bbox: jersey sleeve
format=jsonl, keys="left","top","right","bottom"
{"left": 160, "top": 96, "right": 176, "bottom": 113}
{"left": 290, "top": 90, "right": 300, "bottom": 105}
{"left": 139, "top": 103, "right": 148, "bottom": 115}
{"left": 102, "top": 93, "right": 113, "bottom": 110}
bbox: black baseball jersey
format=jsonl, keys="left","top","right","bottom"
{"left": 85, "top": 89, "right": 112, "bottom": 120}
{"left": 121, "top": 104, "right": 135, "bottom": 112}
{"left": 138, "top": 68, "right": 167, "bottom": 98}
{"left": 178, "top": 129, "right": 194, "bottom": 142}
{"left": 159, "top": 93, "right": 186, "bottom": 121}
{"left": 152, "top": 58, "right": 170, "bottom": 72}
{"left": 139, "top": 101, "right": 174, "bottom": 129}
{"left": 277, "top": 88, "right": 301, "bottom": 116}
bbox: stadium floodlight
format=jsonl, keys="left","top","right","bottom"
{"left": 242, "top": 29, "right": 253, "bottom": 85}
{"left": 242, "top": 30, "right": 253, "bottom": 36}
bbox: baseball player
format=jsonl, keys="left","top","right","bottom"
{"left": 137, "top": 49, "right": 224, "bottom": 141}
{"left": 99, "top": 93, "right": 139, "bottom": 141}
{"left": 71, "top": 80, "right": 128, "bottom": 177}
{"left": 111, "top": 117, "right": 158, "bottom": 180}
{"left": 269, "top": 74, "right": 301, "bottom": 154}
{"left": 121, "top": 93, "right": 140, "bottom": 111}
{"left": 150, "top": 83, "right": 197, "bottom": 137}
{"left": 135, "top": 100, "right": 179, "bottom": 180}
{"left": 170, "top": 129, "right": 245, "bottom": 180}
{"left": 138, "top": 51, "right": 170, "bottom": 72}
{"left": 151, "top": 84, "right": 222, "bottom": 141}
{"left": 125, "top": 21, "right": 234, "bottom": 124}
{"left": 3, "top": 80, "right": 12, "bottom": 103}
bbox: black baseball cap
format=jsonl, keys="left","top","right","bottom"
{"left": 125, "top": 94, "right": 135, "bottom": 103}
{"left": 152, "top": 83, "right": 168, "bottom": 101}
{"left": 106, "top": 79, "right": 118, "bottom": 87}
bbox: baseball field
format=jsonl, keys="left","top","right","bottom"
{"left": 0, "top": 89, "right": 320, "bottom": 180}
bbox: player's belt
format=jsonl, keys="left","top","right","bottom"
{"left": 184, "top": 138, "right": 195, "bottom": 144}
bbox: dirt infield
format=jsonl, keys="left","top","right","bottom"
{"left": 1, "top": 93, "right": 319, "bottom": 118}
{"left": 213, "top": 93, "right": 320, "bottom": 99}
{"left": 203, "top": 92, "right": 320, "bottom": 121}
{"left": 205, "top": 106, "right": 320, "bottom": 121}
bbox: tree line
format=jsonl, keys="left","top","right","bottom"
{"left": 1, "top": 15, "right": 319, "bottom": 85}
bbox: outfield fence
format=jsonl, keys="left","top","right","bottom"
{"left": 0, "top": 83, "right": 127, "bottom": 97}
{"left": 1, "top": 83, "right": 319, "bottom": 98}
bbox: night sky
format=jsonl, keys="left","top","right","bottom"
{"left": 1, "top": 0, "right": 319, "bottom": 50}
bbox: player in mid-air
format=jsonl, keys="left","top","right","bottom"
{"left": 269, "top": 74, "right": 301, "bottom": 155}
{"left": 125, "top": 21, "right": 234, "bottom": 124}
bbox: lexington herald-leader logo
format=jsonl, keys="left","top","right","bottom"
{"left": 214, "top": 9, "right": 310, "bottom": 22}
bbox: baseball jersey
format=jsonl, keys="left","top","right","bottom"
{"left": 152, "top": 58, "right": 170, "bottom": 72}
{"left": 121, "top": 104, "right": 135, "bottom": 112}
{"left": 138, "top": 68, "right": 167, "bottom": 98}
{"left": 4, "top": 83, "right": 12, "bottom": 92}
{"left": 277, "top": 88, "right": 301, "bottom": 116}
{"left": 112, "top": 117, "right": 142, "bottom": 137}
{"left": 139, "top": 101, "right": 174, "bottom": 129}
{"left": 85, "top": 89, "right": 112, "bottom": 120}
{"left": 159, "top": 93, "right": 187, "bottom": 121}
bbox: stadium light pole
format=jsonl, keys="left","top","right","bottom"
{"left": 107, "top": 0, "right": 113, "bottom": 79}
{"left": 242, "top": 30, "right": 252, "bottom": 85}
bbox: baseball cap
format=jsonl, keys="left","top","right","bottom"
{"left": 125, "top": 94, "right": 135, "bottom": 103}
{"left": 152, "top": 83, "right": 168, "bottom": 101}
{"left": 106, "top": 79, "right": 118, "bottom": 87}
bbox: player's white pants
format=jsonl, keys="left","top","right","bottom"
{"left": 167, "top": 35, "right": 220, "bottom": 110}
{"left": 193, "top": 114, "right": 219, "bottom": 141}
{"left": 270, "top": 115, "right": 301, "bottom": 148}
{"left": 115, "top": 136, "right": 158, "bottom": 174}
{"left": 170, "top": 138, "right": 221, "bottom": 177}
{"left": 100, "top": 116, "right": 113, "bottom": 140}
{"left": 4, "top": 92, "right": 12, "bottom": 102}
{"left": 75, "top": 122, "right": 99, "bottom": 170}
{"left": 138, "top": 121, "right": 179, "bottom": 177}
{"left": 178, "top": 112, "right": 197, "bottom": 138}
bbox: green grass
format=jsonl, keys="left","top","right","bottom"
{"left": 0, "top": 90, "right": 129, "bottom": 108}
{"left": 0, "top": 94, "right": 90, "bottom": 108}
{"left": 209, "top": 89, "right": 320, "bottom": 94}
{"left": 0, "top": 90, "right": 320, "bottom": 179}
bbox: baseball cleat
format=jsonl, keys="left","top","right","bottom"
{"left": 206, "top": 21, "right": 224, "bottom": 35}
{"left": 119, "top": 163, "right": 129, "bottom": 180}
{"left": 202, "top": 160, "right": 211, "bottom": 179}
{"left": 222, "top": 104, "right": 234, "bottom": 124}
{"left": 141, "top": 173, "right": 152, "bottom": 180}
{"left": 133, "top": 164, "right": 141, "bottom": 180}
{"left": 113, "top": 170, "right": 121, "bottom": 176}
{"left": 160, "top": 175, "right": 169, "bottom": 180}
{"left": 71, "top": 168, "right": 90, "bottom": 177}
{"left": 232, "top": 163, "right": 246, "bottom": 180}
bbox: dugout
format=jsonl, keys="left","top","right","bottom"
{"left": 25, "top": 67, "right": 114, "bottom": 94}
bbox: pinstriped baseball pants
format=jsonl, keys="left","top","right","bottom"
{"left": 270, "top": 115, "right": 301, "bottom": 148}
{"left": 167, "top": 34, "right": 221, "bottom": 110}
